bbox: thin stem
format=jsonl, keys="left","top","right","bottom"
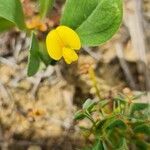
{"left": 89, "top": 67, "right": 101, "bottom": 100}
{"left": 85, "top": 111, "right": 96, "bottom": 126}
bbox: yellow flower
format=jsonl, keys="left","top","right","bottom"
{"left": 46, "top": 26, "right": 81, "bottom": 64}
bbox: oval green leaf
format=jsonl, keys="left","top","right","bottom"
{"left": 27, "top": 33, "right": 40, "bottom": 76}
{"left": 104, "top": 118, "right": 127, "bottom": 131}
{"left": 92, "top": 140, "right": 104, "bottom": 150}
{"left": 0, "top": 18, "right": 14, "bottom": 32}
{"left": 116, "top": 138, "right": 128, "bottom": 150}
{"left": 83, "top": 99, "right": 96, "bottom": 112}
{"left": 74, "top": 110, "right": 86, "bottom": 120}
{"left": 61, "top": 0, "right": 123, "bottom": 46}
{"left": 133, "top": 124, "right": 150, "bottom": 135}
{"left": 0, "top": 0, "right": 26, "bottom": 31}
{"left": 130, "top": 103, "right": 149, "bottom": 116}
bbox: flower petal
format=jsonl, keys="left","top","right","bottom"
{"left": 56, "top": 26, "right": 81, "bottom": 50}
{"left": 62, "top": 47, "right": 78, "bottom": 64}
{"left": 46, "top": 29, "right": 63, "bottom": 60}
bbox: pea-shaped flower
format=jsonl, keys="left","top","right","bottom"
{"left": 46, "top": 26, "right": 81, "bottom": 64}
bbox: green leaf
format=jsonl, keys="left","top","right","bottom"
{"left": 27, "top": 33, "right": 40, "bottom": 76}
{"left": 134, "top": 140, "right": 150, "bottom": 150}
{"left": 95, "top": 119, "right": 106, "bottom": 135}
{"left": 130, "top": 103, "right": 149, "bottom": 115}
{"left": 104, "top": 118, "right": 127, "bottom": 131}
{"left": 0, "top": 0, "right": 26, "bottom": 30}
{"left": 116, "top": 138, "right": 128, "bottom": 150}
{"left": 39, "top": 0, "right": 54, "bottom": 19}
{"left": 0, "top": 18, "right": 14, "bottom": 32}
{"left": 114, "top": 96, "right": 127, "bottom": 104}
{"left": 92, "top": 140, "right": 104, "bottom": 150}
{"left": 83, "top": 99, "right": 96, "bottom": 112}
{"left": 132, "top": 121, "right": 147, "bottom": 129}
{"left": 102, "top": 141, "right": 108, "bottom": 150}
{"left": 39, "top": 42, "right": 57, "bottom": 66}
{"left": 61, "top": 0, "right": 99, "bottom": 29}
{"left": 61, "top": 0, "right": 123, "bottom": 46}
{"left": 98, "top": 100, "right": 110, "bottom": 108}
{"left": 74, "top": 110, "right": 86, "bottom": 120}
{"left": 133, "top": 124, "right": 150, "bottom": 135}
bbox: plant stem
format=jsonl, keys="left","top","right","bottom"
{"left": 89, "top": 67, "right": 101, "bottom": 100}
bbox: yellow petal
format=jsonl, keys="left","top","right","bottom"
{"left": 46, "top": 29, "right": 63, "bottom": 60}
{"left": 62, "top": 47, "right": 78, "bottom": 64}
{"left": 56, "top": 26, "right": 81, "bottom": 50}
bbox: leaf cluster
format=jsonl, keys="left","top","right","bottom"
{"left": 75, "top": 94, "right": 150, "bottom": 150}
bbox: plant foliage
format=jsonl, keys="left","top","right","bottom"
{"left": 75, "top": 94, "right": 150, "bottom": 149}
{"left": 61, "top": 0, "right": 123, "bottom": 46}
